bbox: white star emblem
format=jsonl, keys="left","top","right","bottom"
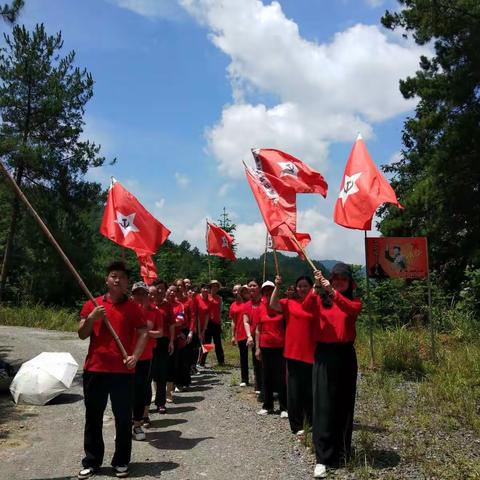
{"left": 115, "top": 211, "right": 140, "bottom": 237}
{"left": 338, "top": 172, "right": 362, "bottom": 206}
{"left": 221, "top": 236, "right": 229, "bottom": 248}
{"left": 278, "top": 161, "right": 298, "bottom": 177}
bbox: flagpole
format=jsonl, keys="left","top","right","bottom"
{"left": 206, "top": 219, "right": 212, "bottom": 281}
{"left": 262, "top": 230, "right": 268, "bottom": 283}
{"left": 426, "top": 238, "right": 436, "bottom": 362}
{"left": 272, "top": 248, "right": 280, "bottom": 276}
{"left": 0, "top": 160, "right": 128, "bottom": 360}
{"left": 289, "top": 231, "right": 317, "bottom": 271}
{"left": 364, "top": 230, "right": 375, "bottom": 368}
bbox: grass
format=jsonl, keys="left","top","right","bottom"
{"left": 0, "top": 303, "right": 78, "bottom": 332}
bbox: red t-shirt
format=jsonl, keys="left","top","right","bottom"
{"left": 243, "top": 297, "right": 263, "bottom": 336}
{"left": 229, "top": 301, "right": 247, "bottom": 342}
{"left": 80, "top": 295, "right": 146, "bottom": 374}
{"left": 178, "top": 296, "right": 192, "bottom": 329}
{"left": 282, "top": 298, "right": 315, "bottom": 364}
{"left": 192, "top": 294, "right": 210, "bottom": 333}
{"left": 172, "top": 300, "right": 188, "bottom": 334}
{"left": 208, "top": 294, "right": 222, "bottom": 325}
{"left": 257, "top": 299, "right": 285, "bottom": 349}
{"left": 302, "top": 289, "right": 362, "bottom": 343}
{"left": 138, "top": 305, "right": 162, "bottom": 361}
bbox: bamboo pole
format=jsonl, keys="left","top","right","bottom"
{"left": 426, "top": 238, "right": 436, "bottom": 362}
{"left": 0, "top": 160, "right": 128, "bottom": 360}
{"left": 290, "top": 232, "right": 317, "bottom": 271}
{"left": 364, "top": 231, "right": 375, "bottom": 368}
{"left": 272, "top": 248, "right": 280, "bottom": 276}
{"left": 262, "top": 230, "right": 268, "bottom": 282}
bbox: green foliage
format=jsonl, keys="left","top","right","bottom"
{"left": 0, "top": 303, "right": 77, "bottom": 331}
{"left": 0, "top": 24, "right": 111, "bottom": 304}
{"left": 380, "top": 328, "right": 426, "bottom": 378}
{"left": 379, "top": 1, "right": 480, "bottom": 290}
{"left": 0, "top": 0, "right": 23, "bottom": 24}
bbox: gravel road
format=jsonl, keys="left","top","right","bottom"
{"left": 0, "top": 326, "right": 313, "bottom": 480}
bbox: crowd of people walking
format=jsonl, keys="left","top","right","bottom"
{"left": 77, "top": 259, "right": 361, "bottom": 479}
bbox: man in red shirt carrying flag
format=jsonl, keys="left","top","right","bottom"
{"left": 77, "top": 261, "right": 148, "bottom": 480}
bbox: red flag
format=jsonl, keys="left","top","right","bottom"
{"left": 334, "top": 135, "right": 403, "bottom": 230}
{"left": 201, "top": 343, "right": 215, "bottom": 354}
{"left": 244, "top": 164, "right": 297, "bottom": 237}
{"left": 206, "top": 221, "right": 236, "bottom": 261}
{"left": 271, "top": 232, "right": 311, "bottom": 256}
{"left": 100, "top": 179, "right": 170, "bottom": 254}
{"left": 136, "top": 251, "right": 158, "bottom": 285}
{"left": 253, "top": 148, "right": 328, "bottom": 197}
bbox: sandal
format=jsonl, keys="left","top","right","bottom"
{"left": 78, "top": 467, "right": 97, "bottom": 479}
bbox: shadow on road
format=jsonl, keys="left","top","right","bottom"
{"left": 184, "top": 385, "right": 212, "bottom": 392}
{"left": 166, "top": 405, "right": 196, "bottom": 414}
{"left": 171, "top": 395, "right": 204, "bottom": 404}
{"left": 147, "top": 429, "right": 213, "bottom": 450}
{"left": 46, "top": 393, "right": 83, "bottom": 405}
{"left": 148, "top": 417, "right": 188, "bottom": 429}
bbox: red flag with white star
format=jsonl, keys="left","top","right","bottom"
{"left": 206, "top": 221, "right": 236, "bottom": 261}
{"left": 252, "top": 148, "right": 328, "bottom": 197}
{"left": 100, "top": 179, "right": 170, "bottom": 254}
{"left": 334, "top": 135, "right": 403, "bottom": 230}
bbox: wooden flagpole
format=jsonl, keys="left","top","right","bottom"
{"left": 272, "top": 248, "right": 280, "bottom": 276}
{"left": 206, "top": 219, "right": 212, "bottom": 281}
{"left": 0, "top": 160, "right": 128, "bottom": 360}
{"left": 290, "top": 232, "right": 317, "bottom": 271}
{"left": 426, "top": 238, "right": 436, "bottom": 362}
{"left": 364, "top": 231, "right": 375, "bottom": 368}
{"left": 262, "top": 230, "right": 268, "bottom": 282}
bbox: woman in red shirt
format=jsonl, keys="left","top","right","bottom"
{"left": 192, "top": 284, "right": 211, "bottom": 368}
{"left": 229, "top": 284, "right": 250, "bottom": 386}
{"left": 199, "top": 280, "right": 224, "bottom": 367}
{"left": 303, "top": 263, "right": 362, "bottom": 479}
{"left": 270, "top": 275, "right": 315, "bottom": 435}
{"left": 255, "top": 281, "right": 287, "bottom": 417}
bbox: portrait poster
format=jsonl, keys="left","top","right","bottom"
{"left": 366, "top": 237, "right": 428, "bottom": 279}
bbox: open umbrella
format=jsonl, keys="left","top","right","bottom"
{"left": 10, "top": 352, "right": 78, "bottom": 405}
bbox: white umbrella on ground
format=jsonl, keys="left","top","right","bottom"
{"left": 10, "top": 352, "right": 78, "bottom": 405}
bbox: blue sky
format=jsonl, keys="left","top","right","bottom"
{"left": 1, "top": 0, "right": 429, "bottom": 263}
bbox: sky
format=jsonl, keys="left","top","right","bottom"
{"left": 1, "top": 0, "right": 429, "bottom": 263}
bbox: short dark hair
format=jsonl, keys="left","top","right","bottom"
{"left": 200, "top": 283, "right": 211, "bottom": 290}
{"left": 152, "top": 278, "right": 168, "bottom": 289}
{"left": 295, "top": 276, "right": 313, "bottom": 287}
{"left": 106, "top": 261, "right": 131, "bottom": 278}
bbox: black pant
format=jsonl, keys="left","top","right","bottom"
{"left": 199, "top": 322, "right": 224, "bottom": 365}
{"left": 286, "top": 358, "right": 313, "bottom": 433}
{"left": 133, "top": 359, "right": 151, "bottom": 421}
{"left": 238, "top": 339, "right": 249, "bottom": 384}
{"left": 82, "top": 371, "right": 134, "bottom": 468}
{"left": 261, "top": 347, "right": 287, "bottom": 411}
{"left": 252, "top": 341, "right": 263, "bottom": 394}
{"left": 312, "top": 342, "right": 357, "bottom": 466}
{"left": 190, "top": 333, "right": 200, "bottom": 368}
{"left": 152, "top": 338, "right": 169, "bottom": 407}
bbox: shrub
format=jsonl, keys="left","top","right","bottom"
{"left": 380, "top": 328, "right": 426, "bottom": 378}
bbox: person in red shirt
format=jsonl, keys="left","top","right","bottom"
{"left": 191, "top": 284, "right": 211, "bottom": 369}
{"left": 130, "top": 282, "right": 163, "bottom": 439}
{"left": 148, "top": 280, "right": 174, "bottom": 414}
{"left": 229, "top": 284, "right": 250, "bottom": 386}
{"left": 77, "top": 262, "right": 148, "bottom": 480}
{"left": 199, "top": 279, "right": 225, "bottom": 367}
{"left": 242, "top": 279, "right": 263, "bottom": 397}
{"left": 255, "top": 281, "right": 287, "bottom": 417}
{"left": 303, "top": 263, "right": 362, "bottom": 479}
{"left": 270, "top": 275, "right": 315, "bottom": 436}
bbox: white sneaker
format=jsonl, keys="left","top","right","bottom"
{"left": 257, "top": 408, "right": 271, "bottom": 415}
{"left": 313, "top": 463, "right": 327, "bottom": 478}
{"left": 174, "top": 386, "right": 183, "bottom": 393}
{"left": 239, "top": 382, "right": 247, "bottom": 387}
{"left": 255, "top": 390, "right": 261, "bottom": 395}
{"left": 280, "top": 410, "right": 289, "bottom": 419}
{"left": 114, "top": 465, "right": 129, "bottom": 478}
{"left": 132, "top": 426, "right": 145, "bottom": 441}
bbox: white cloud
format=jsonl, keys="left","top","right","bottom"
{"left": 217, "top": 182, "right": 232, "bottom": 197}
{"left": 181, "top": 0, "right": 429, "bottom": 179}
{"left": 155, "top": 198, "right": 166, "bottom": 209}
{"left": 365, "top": 0, "right": 385, "bottom": 7}
{"left": 174, "top": 172, "right": 190, "bottom": 188}
{"left": 108, "top": 0, "right": 183, "bottom": 20}
{"left": 234, "top": 222, "right": 269, "bottom": 257}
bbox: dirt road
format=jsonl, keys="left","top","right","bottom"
{"left": 0, "top": 326, "right": 312, "bottom": 480}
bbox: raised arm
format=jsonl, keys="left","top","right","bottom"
{"left": 269, "top": 275, "right": 284, "bottom": 312}
{"left": 78, "top": 304, "right": 105, "bottom": 340}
